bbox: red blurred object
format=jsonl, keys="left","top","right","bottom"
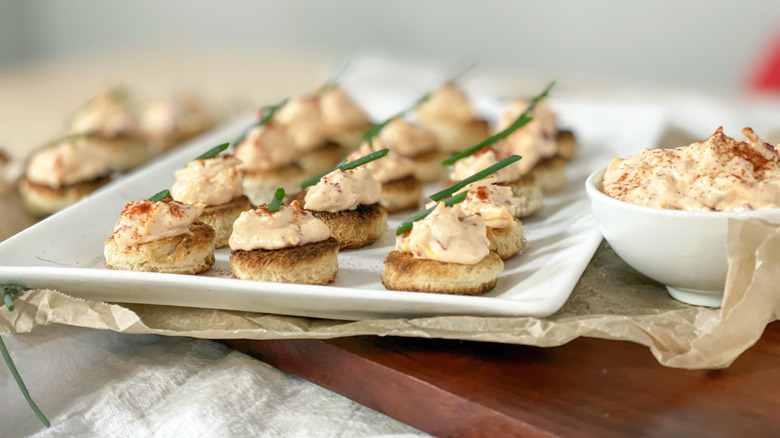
{"left": 750, "top": 35, "right": 780, "bottom": 92}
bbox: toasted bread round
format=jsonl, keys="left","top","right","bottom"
{"left": 530, "top": 156, "right": 567, "bottom": 193}
{"left": 19, "top": 174, "right": 112, "bottom": 218}
{"left": 381, "top": 250, "right": 503, "bottom": 295}
{"left": 242, "top": 163, "right": 305, "bottom": 206}
{"left": 487, "top": 220, "right": 526, "bottom": 260}
{"left": 556, "top": 129, "right": 578, "bottom": 160}
{"left": 230, "top": 237, "right": 339, "bottom": 285}
{"left": 380, "top": 175, "right": 423, "bottom": 213}
{"left": 104, "top": 221, "right": 216, "bottom": 274}
{"left": 497, "top": 176, "right": 543, "bottom": 218}
{"left": 310, "top": 203, "right": 387, "bottom": 249}
{"left": 298, "top": 141, "right": 347, "bottom": 176}
{"left": 410, "top": 149, "right": 448, "bottom": 183}
{"left": 420, "top": 119, "right": 489, "bottom": 154}
{"left": 199, "top": 195, "right": 254, "bottom": 249}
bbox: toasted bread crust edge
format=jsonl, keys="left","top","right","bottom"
{"left": 381, "top": 250, "right": 503, "bottom": 295}
{"left": 230, "top": 237, "right": 339, "bottom": 285}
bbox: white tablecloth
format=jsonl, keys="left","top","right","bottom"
{"left": 1, "top": 327, "right": 427, "bottom": 437}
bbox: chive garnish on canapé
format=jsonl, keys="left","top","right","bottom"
{"left": 148, "top": 189, "right": 172, "bottom": 202}
{"left": 194, "top": 143, "right": 229, "bottom": 160}
{"left": 395, "top": 191, "right": 468, "bottom": 235}
{"left": 300, "top": 148, "right": 389, "bottom": 189}
{"left": 267, "top": 188, "right": 286, "bottom": 212}
{"left": 1, "top": 284, "right": 50, "bottom": 427}
{"left": 441, "top": 81, "right": 555, "bottom": 166}
{"left": 362, "top": 64, "right": 478, "bottom": 142}
{"left": 429, "top": 155, "right": 522, "bottom": 202}
{"left": 231, "top": 97, "right": 289, "bottom": 146}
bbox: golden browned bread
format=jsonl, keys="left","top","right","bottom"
{"left": 242, "top": 162, "right": 306, "bottom": 206}
{"left": 487, "top": 220, "right": 526, "bottom": 260}
{"left": 311, "top": 203, "right": 387, "bottom": 249}
{"left": 419, "top": 118, "right": 489, "bottom": 154}
{"left": 380, "top": 175, "right": 423, "bottom": 213}
{"left": 381, "top": 250, "right": 503, "bottom": 295}
{"left": 230, "top": 237, "right": 339, "bottom": 284}
{"left": 556, "top": 129, "right": 578, "bottom": 160}
{"left": 530, "top": 156, "right": 567, "bottom": 193}
{"left": 497, "top": 176, "right": 543, "bottom": 218}
{"left": 410, "top": 149, "right": 448, "bottom": 182}
{"left": 104, "top": 221, "right": 216, "bottom": 274}
{"left": 297, "top": 141, "right": 348, "bottom": 176}
{"left": 199, "top": 195, "right": 254, "bottom": 249}
{"left": 18, "top": 174, "right": 112, "bottom": 218}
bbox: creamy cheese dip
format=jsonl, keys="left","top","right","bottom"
{"left": 498, "top": 98, "right": 557, "bottom": 174}
{"left": 320, "top": 85, "right": 372, "bottom": 131}
{"left": 140, "top": 97, "right": 212, "bottom": 141}
{"left": 234, "top": 121, "right": 298, "bottom": 171}
{"left": 347, "top": 140, "right": 415, "bottom": 183}
{"left": 396, "top": 202, "right": 489, "bottom": 264}
{"left": 602, "top": 127, "right": 780, "bottom": 211}
{"left": 416, "top": 81, "right": 477, "bottom": 123}
{"left": 68, "top": 92, "right": 138, "bottom": 138}
{"left": 171, "top": 155, "right": 243, "bottom": 206}
{"left": 274, "top": 95, "right": 327, "bottom": 152}
{"left": 457, "top": 179, "right": 517, "bottom": 228}
{"left": 228, "top": 201, "right": 330, "bottom": 251}
{"left": 304, "top": 167, "right": 382, "bottom": 212}
{"left": 450, "top": 147, "right": 522, "bottom": 184}
{"left": 112, "top": 198, "right": 204, "bottom": 246}
{"left": 26, "top": 139, "right": 112, "bottom": 188}
{"left": 378, "top": 117, "right": 439, "bottom": 157}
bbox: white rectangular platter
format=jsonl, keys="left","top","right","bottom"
{"left": 0, "top": 101, "right": 666, "bottom": 321}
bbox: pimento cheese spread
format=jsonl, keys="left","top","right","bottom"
{"left": 602, "top": 127, "right": 780, "bottom": 211}
{"left": 498, "top": 98, "right": 557, "bottom": 174}
{"left": 229, "top": 201, "right": 330, "bottom": 251}
{"left": 396, "top": 202, "right": 490, "bottom": 264}
{"left": 26, "top": 140, "right": 111, "bottom": 188}
{"left": 234, "top": 121, "right": 298, "bottom": 171}
{"left": 68, "top": 92, "right": 137, "bottom": 138}
{"left": 457, "top": 179, "right": 517, "bottom": 228}
{"left": 450, "top": 147, "right": 522, "bottom": 184}
{"left": 416, "top": 81, "right": 477, "bottom": 123}
{"left": 304, "top": 167, "right": 381, "bottom": 212}
{"left": 274, "top": 95, "right": 327, "bottom": 152}
{"left": 171, "top": 155, "right": 243, "bottom": 206}
{"left": 112, "top": 198, "right": 204, "bottom": 246}
{"left": 320, "top": 85, "right": 372, "bottom": 132}
{"left": 347, "top": 140, "right": 415, "bottom": 183}
{"left": 378, "top": 117, "right": 439, "bottom": 157}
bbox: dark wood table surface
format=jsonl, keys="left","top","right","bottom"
{"left": 224, "top": 320, "right": 780, "bottom": 437}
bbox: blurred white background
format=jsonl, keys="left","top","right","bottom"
{"left": 1, "top": 0, "right": 779, "bottom": 90}
{"left": 1, "top": 0, "right": 780, "bottom": 154}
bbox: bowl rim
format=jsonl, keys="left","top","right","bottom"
{"left": 585, "top": 168, "right": 780, "bottom": 219}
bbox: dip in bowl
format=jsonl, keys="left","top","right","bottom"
{"left": 585, "top": 127, "right": 780, "bottom": 307}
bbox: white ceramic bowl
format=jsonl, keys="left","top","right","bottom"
{"left": 585, "top": 168, "right": 780, "bottom": 307}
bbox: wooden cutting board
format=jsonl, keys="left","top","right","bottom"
{"left": 223, "top": 321, "right": 780, "bottom": 437}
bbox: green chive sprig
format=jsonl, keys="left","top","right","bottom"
{"left": 1, "top": 284, "right": 50, "bottom": 427}
{"left": 300, "top": 148, "right": 389, "bottom": 189}
{"left": 0, "top": 337, "right": 50, "bottom": 427}
{"left": 195, "top": 143, "right": 229, "bottom": 160}
{"left": 362, "top": 64, "right": 477, "bottom": 143}
{"left": 430, "top": 155, "right": 522, "bottom": 202}
{"left": 318, "top": 62, "right": 350, "bottom": 95}
{"left": 395, "top": 191, "right": 468, "bottom": 235}
{"left": 231, "top": 98, "right": 289, "bottom": 146}
{"left": 148, "top": 189, "right": 172, "bottom": 202}
{"left": 56, "top": 130, "right": 94, "bottom": 144}
{"left": 2, "top": 284, "right": 21, "bottom": 312}
{"left": 441, "top": 81, "right": 555, "bottom": 165}
{"left": 267, "top": 188, "right": 285, "bottom": 212}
